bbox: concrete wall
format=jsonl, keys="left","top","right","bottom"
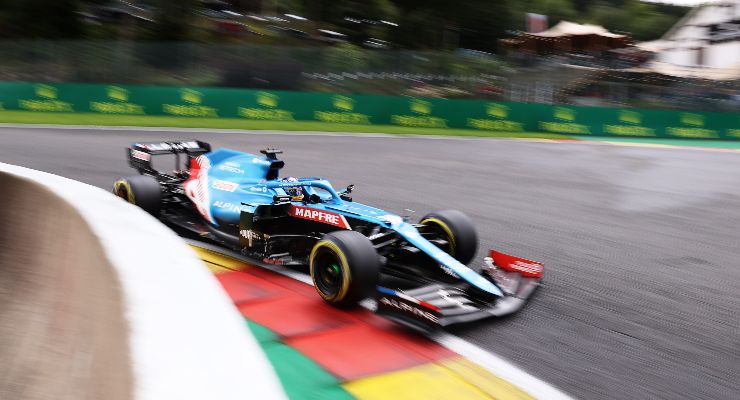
{"left": 0, "top": 163, "right": 286, "bottom": 400}
{"left": 0, "top": 173, "right": 132, "bottom": 400}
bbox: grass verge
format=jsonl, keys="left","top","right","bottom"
{"left": 575, "top": 135, "right": 740, "bottom": 149}
{"left": 0, "top": 111, "right": 574, "bottom": 140}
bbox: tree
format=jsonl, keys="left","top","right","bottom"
{"left": 147, "top": 0, "right": 198, "bottom": 41}
{"left": 509, "top": 0, "right": 578, "bottom": 31}
{"left": 287, "top": 0, "right": 399, "bottom": 44}
{"left": 453, "top": 0, "right": 514, "bottom": 51}
{"left": 385, "top": 0, "right": 513, "bottom": 51}
{"left": 1, "top": 0, "right": 85, "bottom": 38}
{"left": 587, "top": 0, "right": 684, "bottom": 41}
{"left": 0, "top": 0, "right": 689, "bottom": 47}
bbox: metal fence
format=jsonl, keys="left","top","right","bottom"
{"left": 0, "top": 41, "right": 736, "bottom": 112}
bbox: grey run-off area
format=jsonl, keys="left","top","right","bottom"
{"left": 1, "top": 127, "right": 738, "bottom": 400}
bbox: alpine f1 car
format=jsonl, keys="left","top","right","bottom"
{"left": 113, "top": 140, "right": 543, "bottom": 331}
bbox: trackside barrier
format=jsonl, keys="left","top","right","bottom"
{"left": 0, "top": 163, "right": 286, "bottom": 400}
{"left": 0, "top": 82, "right": 737, "bottom": 139}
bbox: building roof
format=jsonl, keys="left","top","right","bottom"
{"left": 633, "top": 40, "right": 671, "bottom": 53}
{"left": 529, "top": 21, "right": 627, "bottom": 39}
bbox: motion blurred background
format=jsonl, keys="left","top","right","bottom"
{"left": 0, "top": 0, "right": 737, "bottom": 112}
{"left": 1, "top": 2, "right": 739, "bottom": 400}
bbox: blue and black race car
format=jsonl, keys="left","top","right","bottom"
{"left": 113, "top": 140, "right": 543, "bottom": 331}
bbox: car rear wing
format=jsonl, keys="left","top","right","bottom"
{"left": 127, "top": 140, "right": 211, "bottom": 175}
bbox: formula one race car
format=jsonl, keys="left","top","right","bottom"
{"left": 113, "top": 140, "right": 543, "bottom": 331}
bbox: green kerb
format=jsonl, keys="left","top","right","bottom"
{"left": 246, "top": 321, "right": 354, "bottom": 400}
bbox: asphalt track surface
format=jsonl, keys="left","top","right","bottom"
{"left": 2, "top": 126, "right": 739, "bottom": 400}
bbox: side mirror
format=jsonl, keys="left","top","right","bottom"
{"left": 339, "top": 184, "right": 354, "bottom": 201}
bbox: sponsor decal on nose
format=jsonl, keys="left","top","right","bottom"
{"left": 289, "top": 205, "right": 350, "bottom": 230}
{"left": 213, "top": 180, "right": 239, "bottom": 192}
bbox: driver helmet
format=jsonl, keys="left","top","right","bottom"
{"left": 281, "top": 177, "right": 304, "bottom": 201}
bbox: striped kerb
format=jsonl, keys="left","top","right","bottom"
{"left": 192, "top": 245, "right": 534, "bottom": 400}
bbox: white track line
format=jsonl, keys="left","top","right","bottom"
{"left": 430, "top": 333, "right": 574, "bottom": 400}
{"left": 2, "top": 122, "right": 738, "bottom": 154}
{"left": 187, "top": 239, "right": 574, "bottom": 400}
{"left": 0, "top": 122, "right": 490, "bottom": 140}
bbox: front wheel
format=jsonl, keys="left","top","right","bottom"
{"left": 420, "top": 209, "right": 478, "bottom": 265}
{"left": 309, "top": 230, "right": 380, "bottom": 308}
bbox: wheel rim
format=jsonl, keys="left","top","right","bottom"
{"left": 421, "top": 218, "right": 456, "bottom": 256}
{"left": 313, "top": 249, "right": 344, "bottom": 298}
{"left": 113, "top": 182, "right": 133, "bottom": 203}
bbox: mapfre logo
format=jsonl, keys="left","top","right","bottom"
{"left": 289, "top": 206, "right": 350, "bottom": 230}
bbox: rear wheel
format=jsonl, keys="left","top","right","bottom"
{"left": 309, "top": 230, "right": 380, "bottom": 308}
{"left": 112, "top": 175, "right": 161, "bottom": 215}
{"left": 420, "top": 209, "right": 478, "bottom": 265}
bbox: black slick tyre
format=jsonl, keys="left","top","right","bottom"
{"left": 309, "top": 230, "right": 380, "bottom": 308}
{"left": 112, "top": 175, "right": 161, "bottom": 215}
{"left": 420, "top": 209, "right": 478, "bottom": 265}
